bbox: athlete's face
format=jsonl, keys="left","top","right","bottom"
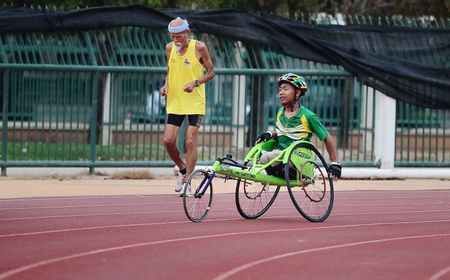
{"left": 170, "top": 30, "right": 189, "bottom": 48}
{"left": 278, "top": 83, "right": 299, "bottom": 105}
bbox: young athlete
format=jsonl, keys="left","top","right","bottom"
{"left": 256, "top": 73, "right": 342, "bottom": 179}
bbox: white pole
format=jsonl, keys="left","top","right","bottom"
{"left": 101, "top": 73, "right": 111, "bottom": 146}
{"left": 232, "top": 75, "right": 246, "bottom": 149}
{"left": 374, "top": 90, "right": 396, "bottom": 169}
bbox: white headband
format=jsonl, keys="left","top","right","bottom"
{"left": 168, "top": 17, "right": 189, "bottom": 33}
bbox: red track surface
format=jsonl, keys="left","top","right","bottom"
{"left": 1, "top": 189, "right": 449, "bottom": 280}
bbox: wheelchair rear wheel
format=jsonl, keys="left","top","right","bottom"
{"left": 235, "top": 162, "right": 280, "bottom": 219}
{"left": 285, "top": 142, "right": 334, "bottom": 222}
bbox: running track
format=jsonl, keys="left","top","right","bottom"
{"left": 0, "top": 189, "right": 449, "bottom": 279}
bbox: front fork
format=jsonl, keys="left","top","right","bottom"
{"left": 195, "top": 171, "right": 215, "bottom": 198}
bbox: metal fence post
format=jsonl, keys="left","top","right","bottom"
{"left": 89, "top": 72, "right": 99, "bottom": 174}
{"left": 1, "top": 70, "right": 8, "bottom": 176}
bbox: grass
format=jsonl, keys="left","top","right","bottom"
{"left": 1, "top": 143, "right": 168, "bottom": 161}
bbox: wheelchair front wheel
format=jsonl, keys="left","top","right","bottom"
{"left": 235, "top": 162, "right": 280, "bottom": 219}
{"left": 183, "top": 169, "right": 213, "bottom": 222}
{"left": 285, "top": 142, "right": 334, "bottom": 222}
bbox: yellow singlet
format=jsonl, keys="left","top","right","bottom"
{"left": 167, "top": 39, "right": 205, "bottom": 115}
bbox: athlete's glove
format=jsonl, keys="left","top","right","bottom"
{"left": 255, "top": 131, "right": 272, "bottom": 143}
{"left": 328, "top": 162, "right": 342, "bottom": 178}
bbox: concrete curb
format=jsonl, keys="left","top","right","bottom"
{"left": 2, "top": 167, "right": 450, "bottom": 180}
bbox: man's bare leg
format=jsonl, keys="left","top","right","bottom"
{"left": 184, "top": 125, "right": 199, "bottom": 181}
{"left": 163, "top": 124, "right": 186, "bottom": 171}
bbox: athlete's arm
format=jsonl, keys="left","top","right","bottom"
{"left": 160, "top": 43, "right": 172, "bottom": 96}
{"left": 183, "top": 41, "right": 215, "bottom": 92}
{"left": 324, "top": 134, "right": 342, "bottom": 179}
{"left": 196, "top": 41, "right": 215, "bottom": 84}
{"left": 324, "top": 134, "right": 337, "bottom": 162}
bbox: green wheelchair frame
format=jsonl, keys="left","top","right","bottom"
{"left": 182, "top": 139, "right": 334, "bottom": 223}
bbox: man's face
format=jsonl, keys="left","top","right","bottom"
{"left": 278, "top": 82, "right": 297, "bottom": 105}
{"left": 170, "top": 30, "right": 189, "bottom": 47}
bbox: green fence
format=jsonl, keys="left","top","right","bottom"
{"left": 1, "top": 16, "right": 449, "bottom": 175}
{"left": 395, "top": 101, "right": 449, "bottom": 167}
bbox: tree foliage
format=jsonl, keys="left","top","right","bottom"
{"left": 2, "top": 0, "right": 449, "bottom": 17}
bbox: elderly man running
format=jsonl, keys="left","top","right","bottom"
{"left": 159, "top": 17, "right": 215, "bottom": 196}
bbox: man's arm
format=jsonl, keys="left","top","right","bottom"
{"left": 159, "top": 43, "right": 172, "bottom": 96}
{"left": 196, "top": 41, "right": 215, "bottom": 84}
{"left": 183, "top": 41, "right": 215, "bottom": 93}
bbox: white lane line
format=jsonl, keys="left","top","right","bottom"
{"left": 1, "top": 208, "right": 450, "bottom": 222}
{"left": 214, "top": 233, "right": 450, "bottom": 280}
{"left": 335, "top": 190, "right": 450, "bottom": 194}
{"left": 0, "top": 210, "right": 184, "bottom": 221}
{"left": 0, "top": 193, "right": 235, "bottom": 203}
{"left": 338, "top": 197, "right": 450, "bottom": 201}
{"left": 0, "top": 189, "right": 448, "bottom": 204}
{"left": 338, "top": 202, "right": 449, "bottom": 206}
{"left": 428, "top": 266, "right": 450, "bottom": 280}
{"left": 335, "top": 209, "right": 450, "bottom": 216}
{"left": 0, "top": 220, "right": 449, "bottom": 280}
{"left": 0, "top": 202, "right": 179, "bottom": 211}
{"left": 0, "top": 219, "right": 224, "bottom": 238}
{"left": 0, "top": 197, "right": 239, "bottom": 211}
{"left": 1, "top": 200, "right": 448, "bottom": 212}
{"left": 0, "top": 195, "right": 174, "bottom": 202}
{"left": 1, "top": 210, "right": 450, "bottom": 238}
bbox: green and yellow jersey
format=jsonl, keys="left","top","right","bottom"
{"left": 275, "top": 105, "right": 329, "bottom": 149}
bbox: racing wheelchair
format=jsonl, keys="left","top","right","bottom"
{"left": 182, "top": 139, "right": 334, "bottom": 223}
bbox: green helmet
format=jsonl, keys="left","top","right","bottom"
{"left": 278, "top": 73, "right": 308, "bottom": 95}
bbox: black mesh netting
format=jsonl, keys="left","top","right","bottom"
{"left": 1, "top": 5, "right": 449, "bottom": 108}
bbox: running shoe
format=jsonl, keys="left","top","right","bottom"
{"left": 175, "top": 172, "right": 184, "bottom": 192}
{"left": 179, "top": 183, "right": 192, "bottom": 197}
